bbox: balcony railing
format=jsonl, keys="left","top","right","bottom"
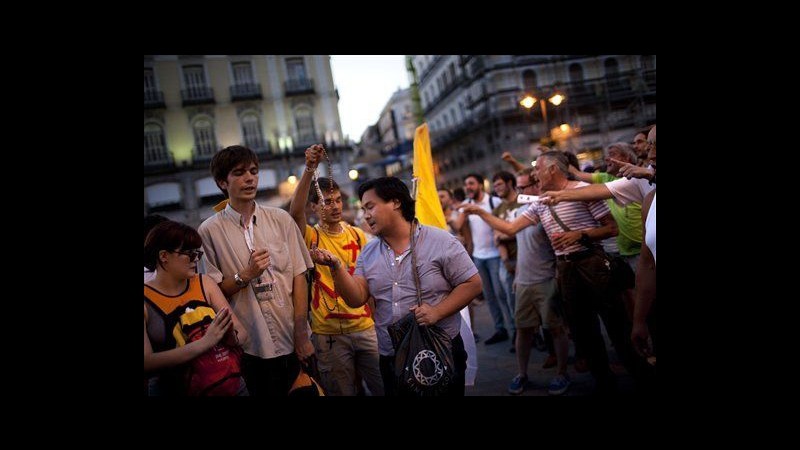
{"left": 191, "top": 143, "right": 219, "bottom": 169}
{"left": 230, "top": 83, "right": 262, "bottom": 101}
{"left": 144, "top": 88, "right": 165, "bottom": 109}
{"left": 284, "top": 78, "right": 314, "bottom": 96}
{"left": 144, "top": 150, "right": 175, "bottom": 175}
{"left": 181, "top": 86, "right": 215, "bottom": 106}
{"left": 423, "top": 74, "right": 465, "bottom": 115}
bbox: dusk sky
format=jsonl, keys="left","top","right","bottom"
{"left": 330, "top": 55, "right": 410, "bottom": 142}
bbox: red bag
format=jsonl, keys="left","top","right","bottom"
{"left": 178, "top": 307, "right": 244, "bottom": 396}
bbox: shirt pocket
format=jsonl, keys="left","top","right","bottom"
{"left": 268, "top": 242, "right": 290, "bottom": 273}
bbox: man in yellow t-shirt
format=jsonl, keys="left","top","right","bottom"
{"left": 288, "top": 144, "right": 384, "bottom": 396}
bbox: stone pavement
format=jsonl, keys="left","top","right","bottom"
{"left": 464, "top": 299, "right": 636, "bottom": 396}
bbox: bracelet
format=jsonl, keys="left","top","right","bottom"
{"left": 305, "top": 166, "right": 316, "bottom": 173}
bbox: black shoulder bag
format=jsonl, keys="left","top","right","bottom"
{"left": 387, "top": 220, "right": 456, "bottom": 396}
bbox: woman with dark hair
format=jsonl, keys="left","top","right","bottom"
{"left": 144, "top": 221, "right": 249, "bottom": 396}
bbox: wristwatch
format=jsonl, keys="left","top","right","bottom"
{"left": 579, "top": 232, "right": 592, "bottom": 247}
{"left": 234, "top": 272, "right": 248, "bottom": 288}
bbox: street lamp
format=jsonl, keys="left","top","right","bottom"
{"left": 520, "top": 90, "right": 566, "bottom": 145}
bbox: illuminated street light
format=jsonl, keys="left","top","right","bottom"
{"left": 348, "top": 169, "right": 359, "bottom": 180}
{"left": 287, "top": 175, "right": 298, "bottom": 184}
{"left": 520, "top": 89, "right": 566, "bottom": 144}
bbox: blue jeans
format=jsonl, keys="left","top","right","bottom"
{"left": 498, "top": 263, "right": 517, "bottom": 332}
{"left": 473, "top": 256, "right": 514, "bottom": 334}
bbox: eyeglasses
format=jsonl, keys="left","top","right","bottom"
{"left": 171, "top": 249, "right": 204, "bottom": 262}
{"left": 515, "top": 184, "right": 534, "bottom": 192}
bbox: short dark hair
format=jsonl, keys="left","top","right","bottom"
{"left": 144, "top": 221, "right": 203, "bottom": 271}
{"left": 308, "top": 177, "right": 341, "bottom": 204}
{"left": 210, "top": 145, "right": 259, "bottom": 196}
{"left": 357, "top": 176, "right": 415, "bottom": 222}
{"left": 463, "top": 173, "right": 484, "bottom": 185}
{"left": 492, "top": 171, "right": 516, "bottom": 188}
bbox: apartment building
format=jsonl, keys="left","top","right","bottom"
{"left": 410, "top": 55, "right": 656, "bottom": 191}
{"left": 144, "top": 55, "right": 351, "bottom": 228}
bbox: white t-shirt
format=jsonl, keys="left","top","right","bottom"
{"left": 606, "top": 173, "right": 655, "bottom": 206}
{"left": 467, "top": 193, "right": 502, "bottom": 259}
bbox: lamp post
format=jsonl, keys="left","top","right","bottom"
{"left": 520, "top": 90, "right": 565, "bottom": 146}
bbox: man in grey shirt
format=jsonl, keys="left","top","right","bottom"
{"left": 309, "top": 177, "right": 482, "bottom": 396}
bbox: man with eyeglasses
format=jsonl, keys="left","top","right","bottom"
{"left": 198, "top": 145, "right": 315, "bottom": 396}
{"left": 461, "top": 168, "right": 570, "bottom": 395}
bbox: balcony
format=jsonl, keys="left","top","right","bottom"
{"left": 144, "top": 88, "right": 165, "bottom": 109}
{"left": 191, "top": 144, "right": 219, "bottom": 169}
{"left": 230, "top": 83, "right": 262, "bottom": 101}
{"left": 423, "top": 74, "right": 465, "bottom": 115}
{"left": 284, "top": 78, "right": 314, "bottom": 96}
{"left": 181, "top": 86, "right": 215, "bottom": 106}
{"left": 144, "top": 151, "right": 175, "bottom": 175}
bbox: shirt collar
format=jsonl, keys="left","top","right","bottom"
{"left": 223, "top": 201, "right": 258, "bottom": 227}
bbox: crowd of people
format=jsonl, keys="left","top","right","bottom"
{"left": 143, "top": 124, "right": 657, "bottom": 396}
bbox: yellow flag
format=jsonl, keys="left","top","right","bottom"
{"left": 413, "top": 123, "right": 447, "bottom": 230}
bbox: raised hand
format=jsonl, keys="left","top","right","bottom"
{"left": 610, "top": 157, "right": 654, "bottom": 180}
{"left": 305, "top": 144, "right": 324, "bottom": 171}
{"left": 245, "top": 248, "right": 271, "bottom": 280}
{"left": 309, "top": 246, "right": 339, "bottom": 268}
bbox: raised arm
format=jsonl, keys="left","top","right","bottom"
{"left": 568, "top": 164, "right": 594, "bottom": 183}
{"left": 460, "top": 203, "right": 536, "bottom": 236}
{"left": 611, "top": 158, "right": 655, "bottom": 182}
{"left": 541, "top": 183, "right": 613, "bottom": 205}
{"left": 288, "top": 144, "right": 324, "bottom": 237}
{"left": 309, "top": 247, "right": 370, "bottom": 308}
{"left": 501, "top": 151, "right": 529, "bottom": 173}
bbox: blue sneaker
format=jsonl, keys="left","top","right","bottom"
{"left": 548, "top": 375, "right": 570, "bottom": 396}
{"left": 508, "top": 374, "right": 528, "bottom": 395}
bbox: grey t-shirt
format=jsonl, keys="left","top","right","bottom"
{"left": 354, "top": 224, "right": 478, "bottom": 356}
{"left": 512, "top": 204, "right": 556, "bottom": 285}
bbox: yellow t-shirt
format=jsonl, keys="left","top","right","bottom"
{"left": 304, "top": 222, "right": 374, "bottom": 334}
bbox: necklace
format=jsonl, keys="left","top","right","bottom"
{"left": 320, "top": 224, "right": 344, "bottom": 235}
{"left": 312, "top": 146, "right": 336, "bottom": 233}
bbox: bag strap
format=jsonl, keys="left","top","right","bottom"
{"left": 547, "top": 205, "right": 572, "bottom": 232}
{"left": 347, "top": 225, "right": 362, "bottom": 248}
{"left": 409, "top": 219, "right": 423, "bottom": 307}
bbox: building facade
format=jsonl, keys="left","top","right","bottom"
{"left": 144, "top": 55, "right": 351, "bottom": 228}
{"left": 410, "top": 55, "right": 656, "bottom": 191}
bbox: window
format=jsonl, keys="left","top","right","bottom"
{"left": 295, "top": 108, "right": 316, "bottom": 145}
{"left": 232, "top": 62, "right": 254, "bottom": 85}
{"left": 286, "top": 57, "right": 307, "bottom": 80}
{"left": 522, "top": 69, "right": 538, "bottom": 91}
{"left": 144, "top": 123, "right": 168, "bottom": 163}
{"left": 183, "top": 65, "right": 208, "bottom": 98}
{"left": 569, "top": 63, "right": 584, "bottom": 86}
{"left": 641, "top": 55, "right": 655, "bottom": 71}
{"left": 193, "top": 117, "right": 217, "bottom": 157}
{"left": 144, "top": 69, "right": 157, "bottom": 94}
{"left": 604, "top": 57, "right": 621, "bottom": 87}
{"left": 241, "top": 113, "right": 264, "bottom": 151}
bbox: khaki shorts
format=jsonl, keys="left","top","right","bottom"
{"left": 513, "top": 278, "right": 564, "bottom": 331}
